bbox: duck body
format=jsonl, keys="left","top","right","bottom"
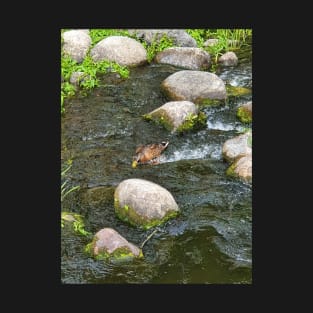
{"left": 132, "top": 141, "right": 169, "bottom": 168}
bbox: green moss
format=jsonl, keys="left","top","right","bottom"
{"left": 143, "top": 109, "right": 174, "bottom": 131}
{"left": 198, "top": 98, "right": 225, "bottom": 106}
{"left": 114, "top": 197, "right": 179, "bottom": 230}
{"left": 85, "top": 240, "right": 143, "bottom": 261}
{"left": 226, "top": 162, "right": 237, "bottom": 178}
{"left": 226, "top": 85, "right": 251, "bottom": 98}
{"left": 237, "top": 106, "right": 252, "bottom": 123}
{"left": 176, "top": 111, "right": 207, "bottom": 133}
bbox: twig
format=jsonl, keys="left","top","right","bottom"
{"left": 140, "top": 228, "right": 158, "bottom": 249}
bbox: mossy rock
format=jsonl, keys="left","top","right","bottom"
{"left": 114, "top": 178, "right": 180, "bottom": 229}
{"left": 85, "top": 227, "right": 144, "bottom": 261}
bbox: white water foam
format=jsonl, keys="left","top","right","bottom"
{"left": 162, "top": 143, "right": 222, "bottom": 163}
{"left": 207, "top": 120, "right": 245, "bottom": 132}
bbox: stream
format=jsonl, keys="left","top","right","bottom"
{"left": 61, "top": 46, "right": 252, "bottom": 284}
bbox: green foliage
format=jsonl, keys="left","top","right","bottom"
{"left": 141, "top": 34, "right": 174, "bottom": 62}
{"left": 186, "top": 29, "right": 252, "bottom": 69}
{"left": 61, "top": 212, "right": 91, "bottom": 236}
{"left": 61, "top": 29, "right": 130, "bottom": 115}
{"left": 185, "top": 29, "right": 206, "bottom": 47}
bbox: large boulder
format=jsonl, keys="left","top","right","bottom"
{"left": 143, "top": 100, "right": 206, "bottom": 133}
{"left": 90, "top": 36, "right": 147, "bottom": 66}
{"left": 62, "top": 30, "right": 92, "bottom": 63}
{"left": 161, "top": 70, "right": 227, "bottom": 104}
{"left": 114, "top": 178, "right": 179, "bottom": 229}
{"left": 85, "top": 227, "right": 143, "bottom": 261}
{"left": 155, "top": 47, "right": 210, "bottom": 70}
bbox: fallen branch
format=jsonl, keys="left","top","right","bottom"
{"left": 140, "top": 228, "right": 158, "bottom": 249}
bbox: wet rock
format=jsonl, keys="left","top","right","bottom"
{"left": 114, "top": 178, "right": 180, "bottom": 229}
{"left": 155, "top": 47, "right": 211, "bottom": 70}
{"left": 90, "top": 36, "right": 147, "bottom": 66}
{"left": 222, "top": 131, "right": 252, "bottom": 163}
{"left": 226, "top": 154, "right": 252, "bottom": 183}
{"left": 144, "top": 100, "right": 206, "bottom": 133}
{"left": 161, "top": 70, "right": 226, "bottom": 104}
{"left": 218, "top": 51, "right": 238, "bottom": 66}
{"left": 237, "top": 101, "right": 252, "bottom": 123}
{"left": 223, "top": 131, "right": 252, "bottom": 183}
{"left": 62, "top": 30, "right": 92, "bottom": 63}
{"left": 86, "top": 227, "right": 143, "bottom": 260}
{"left": 128, "top": 29, "right": 197, "bottom": 47}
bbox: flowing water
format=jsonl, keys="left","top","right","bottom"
{"left": 61, "top": 46, "right": 252, "bottom": 284}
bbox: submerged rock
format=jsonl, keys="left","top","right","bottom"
{"left": 114, "top": 178, "right": 180, "bottom": 229}
{"left": 90, "top": 36, "right": 147, "bottom": 66}
{"left": 85, "top": 227, "right": 143, "bottom": 261}
{"left": 161, "top": 70, "right": 226, "bottom": 104}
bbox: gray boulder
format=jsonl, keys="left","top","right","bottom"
{"left": 222, "top": 131, "right": 252, "bottom": 163}
{"left": 161, "top": 70, "right": 227, "bottom": 104}
{"left": 218, "top": 51, "right": 238, "bottom": 66}
{"left": 90, "top": 36, "right": 147, "bottom": 66}
{"left": 155, "top": 47, "right": 211, "bottom": 70}
{"left": 144, "top": 100, "right": 206, "bottom": 133}
{"left": 62, "top": 30, "right": 92, "bottom": 63}
{"left": 114, "top": 178, "right": 179, "bottom": 229}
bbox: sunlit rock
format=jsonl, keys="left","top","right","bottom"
{"left": 161, "top": 70, "right": 226, "bottom": 104}
{"left": 85, "top": 227, "right": 143, "bottom": 260}
{"left": 90, "top": 36, "right": 147, "bottom": 66}
{"left": 62, "top": 30, "right": 92, "bottom": 63}
{"left": 155, "top": 47, "right": 211, "bottom": 70}
{"left": 114, "top": 178, "right": 180, "bottom": 229}
{"left": 143, "top": 100, "right": 206, "bottom": 133}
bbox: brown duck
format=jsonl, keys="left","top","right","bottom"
{"left": 132, "top": 141, "right": 169, "bottom": 168}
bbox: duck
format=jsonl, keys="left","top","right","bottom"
{"left": 132, "top": 141, "right": 169, "bottom": 168}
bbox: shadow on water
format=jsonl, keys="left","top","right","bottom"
{"left": 61, "top": 46, "right": 252, "bottom": 284}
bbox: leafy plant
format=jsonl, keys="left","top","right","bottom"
{"left": 140, "top": 34, "right": 174, "bottom": 62}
